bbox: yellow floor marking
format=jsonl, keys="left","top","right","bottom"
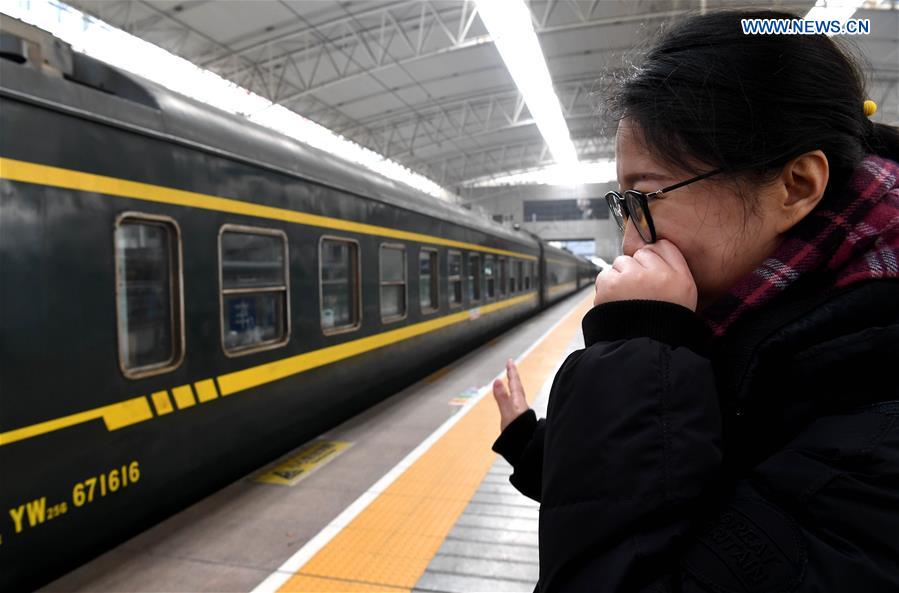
{"left": 276, "top": 575, "right": 405, "bottom": 592}
{"left": 277, "top": 293, "right": 593, "bottom": 592}
{"left": 254, "top": 441, "right": 353, "bottom": 486}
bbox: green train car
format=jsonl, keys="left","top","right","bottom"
{"left": 0, "top": 21, "right": 596, "bottom": 591}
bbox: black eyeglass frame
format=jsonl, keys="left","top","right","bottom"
{"left": 605, "top": 168, "right": 724, "bottom": 243}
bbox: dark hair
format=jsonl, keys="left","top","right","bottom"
{"left": 603, "top": 9, "right": 899, "bottom": 208}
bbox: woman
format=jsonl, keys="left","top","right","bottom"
{"left": 491, "top": 10, "right": 899, "bottom": 592}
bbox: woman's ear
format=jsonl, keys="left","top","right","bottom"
{"left": 774, "top": 150, "right": 829, "bottom": 234}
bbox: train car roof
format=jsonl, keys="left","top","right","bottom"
{"left": 543, "top": 242, "right": 595, "bottom": 266}
{"left": 0, "top": 37, "right": 536, "bottom": 250}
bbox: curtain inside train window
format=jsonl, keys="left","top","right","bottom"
{"left": 321, "top": 237, "right": 360, "bottom": 333}
{"left": 220, "top": 226, "right": 289, "bottom": 355}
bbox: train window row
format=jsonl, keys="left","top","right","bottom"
{"left": 114, "top": 214, "right": 535, "bottom": 378}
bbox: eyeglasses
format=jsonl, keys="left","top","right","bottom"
{"left": 605, "top": 168, "right": 724, "bottom": 243}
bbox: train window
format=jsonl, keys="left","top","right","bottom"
{"left": 509, "top": 259, "right": 518, "bottom": 293}
{"left": 484, "top": 255, "right": 495, "bottom": 299}
{"left": 499, "top": 257, "right": 508, "bottom": 296}
{"left": 517, "top": 261, "right": 525, "bottom": 292}
{"left": 114, "top": 213, "right": 184, "bottom": 378}
{"left": 448, "top": 250, "right": 463, "bottom": 307}
{"left": 380, "top": 244, "right": 407, "bottom": 323}
{"left": 525, "top": 260, "right": 532, "bottom": 291}
{"left": 529, "top": 262, "right": 536, "bottom": 290}
{"left": 419, "top": 248, "right": 439, "bottom": 313}
{"left": 469, "top": 253, "right": 482, "bottom": 302}
{"left": 219, "top": 226, "right": 289, "bottom": 356}
{"left": 321, "top": 237, "right": 361, "bottom": 333}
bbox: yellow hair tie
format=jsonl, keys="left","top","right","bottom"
{"left": 863, "top": 99, "right": 877, "bottom": 117}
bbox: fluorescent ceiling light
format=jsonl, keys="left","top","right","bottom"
{"left": 465, "top": 160, "right": 617, "bottom": 188}
{"left": 0, "top": 0, "right": 458, "bottom": 202}
{"left": 476, "top": 0, "right": 578, "bottom": 169}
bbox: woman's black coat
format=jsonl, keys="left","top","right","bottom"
{"left": 493, "top": 277, "right": 899, "bottom": 592}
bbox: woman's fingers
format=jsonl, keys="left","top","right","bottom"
{"left": 493, "top": 377, "right": 509, "bottom": 402}
{"left": 632, "top": 247, "right": 664, "bottom": 269}
{"left": 612, "top": 254, "right": 639, "bottom": 273}
{"left": 595, "top": 240, "right": 698, "bottom": 311}
{"left": 493, "top": 373, "right": 528, "bottom": 433}
{"left": 644, "top": 239, "right": 693, "bottom": 277}
{"left": 506, "top": 360, "right": 526, "bottom": 404}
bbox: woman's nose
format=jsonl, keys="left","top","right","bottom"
{"left": 621, "top": 220, "right": 647, "bottom": 257}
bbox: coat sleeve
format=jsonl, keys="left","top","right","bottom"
{"left": 491, "top": 350, "right": 585, "bottom": 503}
{"left": 536, "top": 300, "right": 899, "bottom": 592}
{"left": 491, "top": 410, "right": 545, "bottom": 502}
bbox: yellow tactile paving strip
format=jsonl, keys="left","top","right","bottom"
{"left": 277, "top": 293, "right": 594, "bottom": 592}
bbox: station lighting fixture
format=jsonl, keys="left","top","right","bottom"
{"left": 466, "top": 159, "right": 618, "bottom": 188}
{"left": 0, "top": 0, "right": 458, "bottom": 202}
{"left": 475, "top": 0, "right": 580, "bottom": 174}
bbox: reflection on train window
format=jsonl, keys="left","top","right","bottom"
{"left": 469, "top": 253, "right": 481, "bottom": 302}
{"left": 220, "top": 226, "right": 289, "bottom": 355}
{"left": 528, "top": 262, "right": 536, "bottom": 290}
{"left": 499, "top": 257, "right": 508, "bottom": 296}
{"left": 524, "top": 260, "right": 531, "bottom": 290}
{"left": 485, "top": 255, "right": 495, "bottom": 299}
{"left": 419, "top": 248, "right": 439, "bottom": 313}
{"left": 448, "top": 250, "right": 463, "bottom": 307}
{"left": 517, "top": 261, "right": 525, "bottom": 292}
{"left": 114, "top": 214, "right": 184, "bottom": 378}
{"left": 321, "top": 237, "right": 361, "bottom": 333}
{"left": 380, "top": 244, "right": 407, "bottom": 322}
{"left": 509, "top": 259, "right": 518, "bottom": 293}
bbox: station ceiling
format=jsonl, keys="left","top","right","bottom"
{"left": 67, "top": 0, "right": 898, "bottom": 193}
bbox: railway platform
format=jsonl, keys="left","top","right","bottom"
{"left": 41, "top": 289, "right": 594, "bottom": 593}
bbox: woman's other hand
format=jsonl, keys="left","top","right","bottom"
{"left": 493, "top": 359, "right": 530, "bottom": 433}
{"left": 594, "top": 239, "right": 699, "bottom": 311}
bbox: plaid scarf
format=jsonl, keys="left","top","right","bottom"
{"left": 702, "top": 155, "right": 899, "bottom": 338}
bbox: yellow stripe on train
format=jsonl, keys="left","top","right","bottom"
{"left": 0, "top": 157, "right": 537, "bottom": 261}
{"left": 0, "top": 294, "right": 537, "bottom": 447}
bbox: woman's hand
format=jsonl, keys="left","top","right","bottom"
{"left": 594, "top": 239, "right": 698, "bottom": 311}
{"left": 492, "top": 359, "right": 530, "bottom": 433}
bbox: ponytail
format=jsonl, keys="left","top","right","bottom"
{"left": 867, "top": 122, "right": 899, "bottom": 163}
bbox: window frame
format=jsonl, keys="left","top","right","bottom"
{"left": 319, "top": 235, "right": 362, "bottom": 335}
{"left": 468, "top": 252, "right": 482, "bottom": 303}
{"left": 379, "top": 242, "right": 408, "bottom": 324}
{"left": 419, "top": 247, "right": 440, "bottom": 314}
{"left": 484, "top": 254, "right": 495, "bottom": 300}
{"left": 448, "top": 249, "right": 463, "bottom": 308}
{"left": 218, "top": 224, "right": 291, "bottom": 358}
{"left": 114, "top": 211, "right": 185, "bottom": 379}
